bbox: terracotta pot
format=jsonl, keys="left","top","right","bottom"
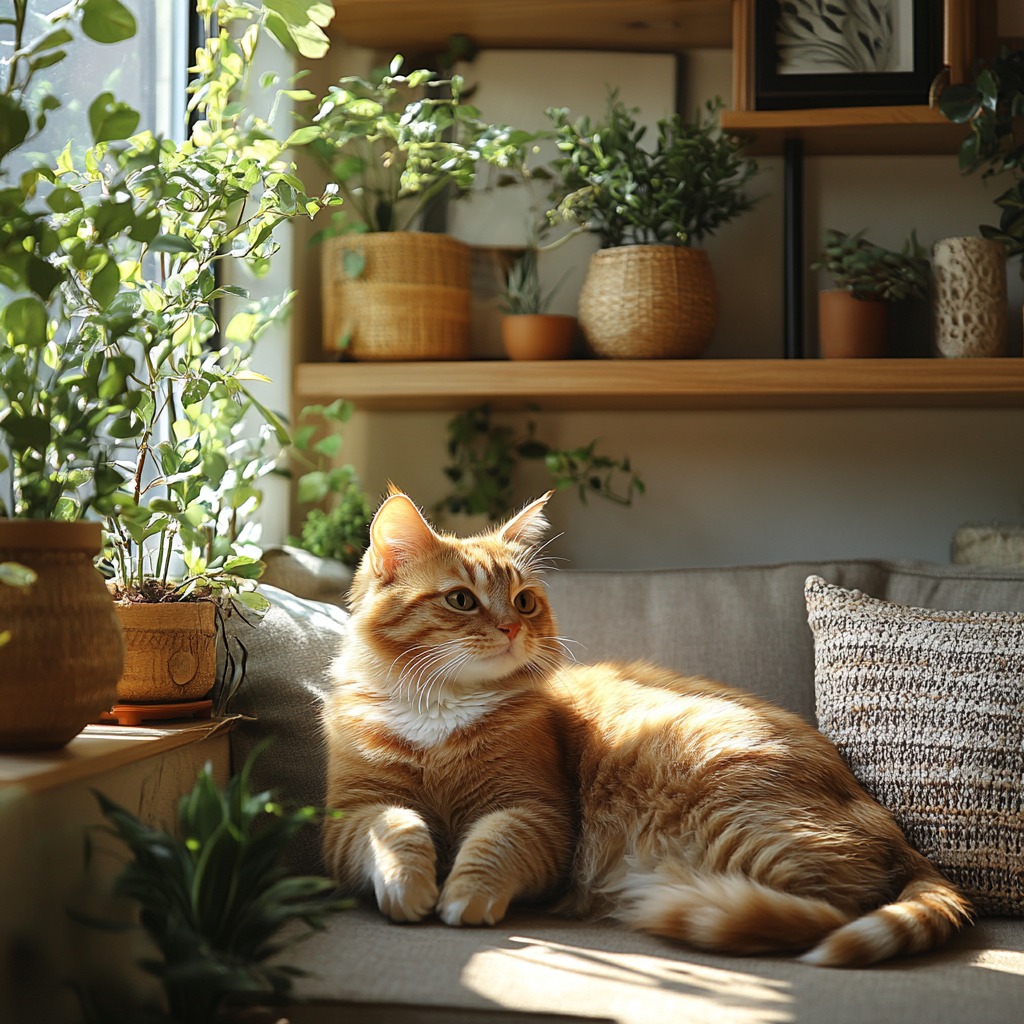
{"left": 115, "top": 600, "right": 217, "bottom": 703}
{"left": 501, "top": 315, "right": 576, "bottom": 360}
{"left": 0, "top": 520, "right": 123, "bottom": 750}
{"left": 577, "top": 245, "right": 717, "bottom": 358}
{"left": 321, "top": 232, "right": 471, "bottom": 360}
{"left": 818, "top": 290, "right": 887, "bottom": 358}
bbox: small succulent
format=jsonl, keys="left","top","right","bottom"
{"left": 500, "top": 249, "right": 569, "bottom": 316}
{"left": 812, "top": 229, "right": 931, "bottom": 302}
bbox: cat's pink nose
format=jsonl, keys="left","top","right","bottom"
{"left": 499, "top": 622, "right": 521, "bottom": 642}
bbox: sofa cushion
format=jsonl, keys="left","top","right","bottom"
{"left": 219, "top": 584, "right": 348, "bottom": 874}
{"left": 806, "top": 575, "right": 1024, "bottom": 916}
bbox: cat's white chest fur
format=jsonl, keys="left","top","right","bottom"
{"left": 376, "top": 689, "right": 510, "bottom": 748}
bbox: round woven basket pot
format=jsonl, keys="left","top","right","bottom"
{"left": 114, "top": 600, "right": 217, "bottom": 703}
{"left": 0, "top": 520, "right": 123, "bottom": 750}
{"left": 577, "top": 245, "right": 718, "bottom": 358}
{"left": 321, "top": 232, "right": 472, "bottom": 360}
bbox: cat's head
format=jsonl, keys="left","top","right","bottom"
{"left": 347, "top": 490, "right": 564, "bottom": 691}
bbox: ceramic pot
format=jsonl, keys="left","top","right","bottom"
{"left": 321, "top": 232, "right": 471, "bottom": 360}
{"left": 577, "top": 245, "right": 717, "bottom": 358}
{"left": 501, "top": 315, "right": 576, "bottom": 360}
{"left": 115, "top": 600, "right": 217, "bottom": 703}
{"left": 818, "top": 290, "right": 887, "bottom": 358}
{"left": 932, "top": 236, "right": 1007, "bottom": 357}
{"left": 0, "top": 520, "right": 123, "bottom": 749}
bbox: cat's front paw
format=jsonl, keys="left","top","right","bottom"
{"left": 372, "top": 864, "right": 439, "bottom": 923}
{"left": 437, "top": 875, "right": 513, "bottom": 927}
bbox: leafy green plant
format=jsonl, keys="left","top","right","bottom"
{"left": 939, "top": 47, "right": 1024, "bottom": 273}
{"left": 500, "top": 247, "right": 570, "bottom": 316}
{"left": 547, "top": 94, "right": 758, "bottom": 248}
{"left": 91, "top": 746, "right": 348, "bottom": 1024}
{"left": 288, "top": 400, "right": 372, "bottom": 566}
{"left": 812, "top": 228, "right": 931, "bottom": 301}
{"left": 0, "top": 0, "right": 144, "bottom": 520}
{"left": 297, "top": 55, "right": 529, "bottom": 234}
{"left": 438, "top": 404, "right": 644, "bottom": 522}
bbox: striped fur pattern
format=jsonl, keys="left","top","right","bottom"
{"left": 322, "top": 491, "right": 972, "bottom": 966}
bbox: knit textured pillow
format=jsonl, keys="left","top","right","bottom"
{"left": 805, "top": 574, "right": 1024, "bottom": 916}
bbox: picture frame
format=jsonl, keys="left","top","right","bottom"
{"left": 751, "top": 0, "right": 945, "bottom": 110}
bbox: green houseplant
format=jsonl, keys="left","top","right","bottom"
{"left": 0, "top": 0, "right": 145, "bottom": 747}
{"left": 297, "top": 56, "right": 528, "bottom": 360}
{"left": 83, "top": 746, "right": 347, "bottom": 1024}
{"left": 437, "top": 404, "right": 644, "bottom": 523}
{"left": 498, "top": 246, "right": 576, "bottom": 360}
{"left": 547, "top": 93, "right": 758, "bottom": 358}
{"left": 812, "top": 228, "right": 930, "bottom": 358}
{"left": 938, "top": 48, "right": 1024, "bottom": 272}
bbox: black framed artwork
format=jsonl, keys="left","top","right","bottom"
{"left": 753, "top": 1, "right": 945, "bottom": 110}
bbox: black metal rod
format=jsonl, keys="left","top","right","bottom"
{"left": 783, "top": 137, "right": 805, "bottom": 359}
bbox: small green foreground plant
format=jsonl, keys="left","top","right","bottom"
{"left": 547, "top": 94, "right": 758, "bottom": 248}
{"left": 87, "top": 745, "right": 348, "bottom": 1024}
{"left": 0, "top": 561, "right": 36, "bottom": 648}
{"left": 812, "top": 228, "right": 930, "bottom": 301}
{"left": 438, "top": 404, "right": 644, "bottom": 522}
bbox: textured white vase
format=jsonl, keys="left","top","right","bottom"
{"left": 932, "top": 236, "right": 1007, "bottom": 357}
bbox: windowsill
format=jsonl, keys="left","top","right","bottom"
{"left": 0, "top": 717, "right": 239, "bottom": 795}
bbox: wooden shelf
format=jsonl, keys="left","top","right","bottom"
{"left": 720, "top": 106, "right": 968, "bottom": 157}
{"left": 294, "top": 358, "right": 1024, "bottom": 412}
{"left": 328, "top": 0, "right": 732, "bottom": 53}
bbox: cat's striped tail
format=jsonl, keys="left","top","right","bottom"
{"left": 619, "top": 860, "right": 971, "bottom": 967}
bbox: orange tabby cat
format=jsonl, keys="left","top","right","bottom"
{"left": 322, "top": 490, "right": 971, "bottom": 967}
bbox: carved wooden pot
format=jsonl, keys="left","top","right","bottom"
{"left": 114, "top": 601, "right": 217, "bottom": 703}
{"left": 933, "top": 237, "right": 1007, "bottom": 357}
{"left": 0, "top": 520, "right": 123, "bottom": 749}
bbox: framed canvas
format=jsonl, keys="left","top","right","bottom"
{"left": 751, "top": 0, "right": 945, "bottom": 110}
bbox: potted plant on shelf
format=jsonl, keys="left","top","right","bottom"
{"left": 0, "top": 0, "right": 144, "bottom": 749}
{"left": 499, "top": 246, "right": 576, "bottom": 360}
{"left": 811, "top": 229, "right": 931, "bottom": 358}
{"left": 297, "top": 56, "right": 528, "bottom": 360}
{"left": 0, "top": 0, "right": 335, "bottom": 728}
{"left": 50, "top": 3, "right": 335, "bottom": 717}
{"left": 547, "top": 93, "right": 758, "bottom": 359}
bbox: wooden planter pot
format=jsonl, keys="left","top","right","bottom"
{"left": 501, "top": 314, "right": 577, "bottom": 360}
{"left": 0, "top": 520, "right": 123, "bottom": 750}
{"left": 114, "top": 600, "right": 217, "bottom": 704}
{"left": 577, "top": 245, "right": 717, "bottom": 358}
{"left": 818, "top": 290, "right": 887, "bottom": 358}
{"left": 321, "top": 232, "right": 472, "bottom": 360}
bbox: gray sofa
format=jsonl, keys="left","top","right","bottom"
{"left": 232, "top": 550, "right": 1024, "bottom": 1024}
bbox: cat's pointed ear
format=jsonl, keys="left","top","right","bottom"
{"left": 501, "top": 491, "right": 553, "bottom": 548}
{"left": 368, "top": 492, "right": 439, "bottom": 581}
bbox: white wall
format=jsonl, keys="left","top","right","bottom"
{"left": 280, "top": 43, "right": 1024, "bottom": 571}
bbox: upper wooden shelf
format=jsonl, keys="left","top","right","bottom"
{"left": 720, "top": 106, "right": 968, "bottom": 157}
{"left": 294, "top": 358, "right": 1024, "bottom": 412}
{"left": 328, "top": 0, "right": 732, "bottom": 53}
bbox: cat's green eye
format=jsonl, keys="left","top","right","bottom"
{"left": 514, "top": 590, "right": 538, "bottom": 615}
{"left": 445, "top": 588, "right": 478, "bottom": 612}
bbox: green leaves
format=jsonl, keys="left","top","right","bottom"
{"left": 812, "top": 228, "right": 931, "bottom": 302}
{"left": 88, "top": 91, "right": 140, "bottom": 143}
{"left": 95, "top": 746, "right": 348, "bottom": 1024}
{"left": 548, "top": 94, "right": 758, "bottom": 248}
{"left": 80, "top": 0, "right": 137, "bottom": 43}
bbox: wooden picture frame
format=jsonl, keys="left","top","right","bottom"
{"left": 739, "top": 0, "right": 949, "bottom": 111}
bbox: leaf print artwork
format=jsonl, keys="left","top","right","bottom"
{"left": 775, "top": 0, "right": 911, "bottom": 75}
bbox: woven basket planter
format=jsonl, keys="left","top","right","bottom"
{"left": 115, "top": 600, "right": 217, "bottom": 703}
{"left": 321, "top": 232, "right": 472, "bottom": 360}
{"left": 577, "top": 245, "right": 717, "bottom": 358}
{"left": 0, "top": 520, "right": 123, "bottom": 750}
